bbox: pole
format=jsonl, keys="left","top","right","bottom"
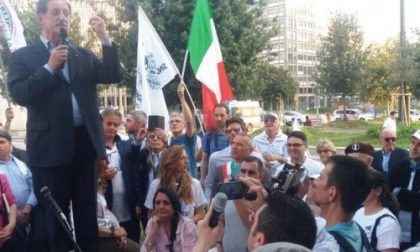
{"left": 399, "top": 0, "right": 407, "bottom": 125}
{"left": 179, "top": 50, "right": 204, "bottom": 133}
{"left": 0, "top": 51, "right": 11, "bottom": 107}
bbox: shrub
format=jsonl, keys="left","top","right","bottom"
{"left": 367, "top": 121, "right": 420, "bottom": 139}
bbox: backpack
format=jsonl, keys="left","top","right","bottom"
{"left": 370, "top": 214, "right": 396, "bottom": 252}
{"left": 328, "top": 222, "right": 374, "bottom": 252}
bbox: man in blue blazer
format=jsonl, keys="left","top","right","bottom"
{"left": 372, "top": 129, "right": 409, "bottom": 175}
{"left": 7, "top": 0, "right": 121, "bottom": 250}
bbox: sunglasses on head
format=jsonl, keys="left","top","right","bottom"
{"left": 384, "top": 137, "right": 397, "bottom": 142}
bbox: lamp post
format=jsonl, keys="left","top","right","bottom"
{"left": 399, "top": 0, "right": 407, "bottom": 125}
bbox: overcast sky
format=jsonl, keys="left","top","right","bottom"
{"left": 310, "top": 0, "right": 420, "bottom": 44}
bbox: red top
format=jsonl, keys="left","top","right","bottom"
{"left": 0, "top": 173, "right": 16, "bottom": 229}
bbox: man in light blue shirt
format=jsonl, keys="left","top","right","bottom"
{"left": 0, "top": 131, "right": 37, "bottom": 247}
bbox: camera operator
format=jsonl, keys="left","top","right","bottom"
{"left": 274, "top": 131, "right": 323, "bottom": 181}
{"left": 221, "top": 156, "right": 270, "bottom": 252}
{"left": 193, "top": 188, "right": 317, "bottom": 252}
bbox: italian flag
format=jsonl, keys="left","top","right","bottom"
{"left": 187, "top": 0, "right": 234, "bottom": 129}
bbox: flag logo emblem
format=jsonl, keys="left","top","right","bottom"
{"left": 144, "top": 53, "right": 168, "bottom": 90}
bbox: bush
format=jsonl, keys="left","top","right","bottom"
{"left": 321, "top": 120, "right": 368, "bottom": 129}
{"left": 367, "top": 122, "right": 420, "bottom": 139}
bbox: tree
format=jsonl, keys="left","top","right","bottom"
{"left": 113, "top": 0, "right": 273, "bottom": 109}
{"left": 361, "top": 40, "right": 400, "bottom": 109}
{"left": 412, "top": 32, "right": 420, "bottom": 98}
{"left": 317, "top": 13, "right": 365, "bottom": 118}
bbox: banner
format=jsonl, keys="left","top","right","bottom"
{"left": 0, "top": 0, "right": 26, "bottom": 52}
{"left": 135, "top": 6, "right": 180, "bottom": 128}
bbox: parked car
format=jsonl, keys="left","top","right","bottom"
{"left": 333, "top": 109, "right": 373, "bottom": 121}
{"left": 283, "top": 111, "right": 306, "bottom": 125}
{"left": 410, "top": 110, "right": 420, "bottom": 121}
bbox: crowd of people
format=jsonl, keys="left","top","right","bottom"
{"left": 0, "top": 0, "right": 419, "bottom": 251}
{"left": 1, "top": 96, "right": 420, "bottom": 252}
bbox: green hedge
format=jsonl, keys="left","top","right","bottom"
{"left": 367, "top": 122, "right": 420, "bottom": 139}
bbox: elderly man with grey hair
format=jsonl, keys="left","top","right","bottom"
{"left": 169, "top": 82, "right": 198, "bottom": 177}
{"left": 372, "top": 129, "right": 409, "bottom": 176}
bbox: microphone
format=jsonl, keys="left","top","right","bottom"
{"left": 209, "top": 192, "right": 227, "bottom": 228}
{"left": 58, "top": 28, "right": 68, "bottom": 69}
{"left": 40, "top": 186, "right": 72, "bottom": 232}
{"left": 59, "top": 27, "right": 68, "bottom": 45}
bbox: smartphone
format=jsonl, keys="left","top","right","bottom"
{"left": 148, "top": 115, "right": 165, "bottom": 131}
{"left": 217, "top": 181, "right": 248, "bottom": 200}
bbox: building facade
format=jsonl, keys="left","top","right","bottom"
{"left": 261, "top": 0, "right": 320, "bottom": 109}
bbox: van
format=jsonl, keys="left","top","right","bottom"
{"left": 227, "top": 100, "right": 263, "bottom": 132}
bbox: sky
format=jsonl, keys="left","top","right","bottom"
{"left": 310, "top": 0, "right": 420, "bottom": 44}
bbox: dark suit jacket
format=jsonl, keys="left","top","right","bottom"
{"left": 7, "top": 39, "right": 121, "bottom": 167}
{"left": 372, "top": 147, "right": 409, "bottom": 173}
{"left": 388, "top": 159, "right": 420, "bottom": 244}
{"left": 104, "top": 136, "right": 141, "bottom": 217}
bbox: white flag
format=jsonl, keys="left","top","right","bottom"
{"left": 136, "top": 6, "right": 180, "bottom": 127}
{"left": 0, "top": 0, "right": 26, "bottom": 52}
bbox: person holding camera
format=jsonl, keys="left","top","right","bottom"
{"left": 220, "top": 156, "right": 270, "bottom": 252}
{"left": 274, "top": 131, "right": 323, "bottom": 181}
{"left": 193, "top": 190, "right": 317, "bottom": 252}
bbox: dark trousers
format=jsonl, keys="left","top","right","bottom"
{"left": 120, "top": 219, "right": 140, "bottom": 243}
{"left": 30, "top": 126, "right": 99, "bottom": 252}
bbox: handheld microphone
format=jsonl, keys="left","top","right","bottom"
{"left": 58, "top": 28, "right": 68, "bottom": 69}
{"left": 209, "top": 192, "right": 227, "bottom": 228}
{"left": 40, "top": 186, "right": 72, "bottom": 232}
{"left": 59, "top": 27, "right": 68, "bottom": 45}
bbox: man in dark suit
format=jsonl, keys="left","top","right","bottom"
{"left": 7, "top": 0, "right": 121, "bottom": 251}
{"left": 388, "top": 130, "right": 420, "bottom": 250}
{"left": 372, "top": 129, "right": 409, "bottom": 175}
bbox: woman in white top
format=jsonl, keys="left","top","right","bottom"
{"left": 353, "top": 169, "right": 401, "bottom": 252}
{"left": 145, "top": 145, "right": 207, "bottom": 223}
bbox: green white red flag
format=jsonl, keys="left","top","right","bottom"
{"left": 187, "top": 0, "right": 233, "bottom": 129}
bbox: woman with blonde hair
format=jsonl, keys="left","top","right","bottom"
{"left": 144, "top": 145, "right": 206, "bottom": 223}
{"left": 316, "top": 138, "right": 336, "bottom": 165}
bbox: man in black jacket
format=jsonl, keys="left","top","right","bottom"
{"left": 7, "top": 0, "right": 121, "bottom": 250}
{"left": 388, "top": 130, "right": 420, "bottom": 250}
{"left": 373, "top": 129, "right": 409, "bottom": 175}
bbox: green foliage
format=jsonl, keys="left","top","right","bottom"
{"left": 114, "top": 0, "right": 274, "bottom": 108}
{"left": 367, "top": 121, "right": 420, "bottom": 141}
{"left": 243, "top": 61, "right": 298, "bottom": 109}
{"left": 320, "top": 120, "right": 368, "bottom": 130}
{"left": 15, "top": 3, "right": 40, "bottom": 44}
{"left": 317, "top": 13, "right": 365, "bottom": 106}
{"left": 412, "top": 30, "right": 420, "bottom": 98}
{"left": 362, "top": 40, "right": 400, "bottom": 107}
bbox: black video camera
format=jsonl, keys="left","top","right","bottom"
{"left": 270, "top": 163, "right": 306, "bottom": 195}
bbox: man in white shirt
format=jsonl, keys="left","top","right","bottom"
{"left": 383, "top": 111, "right": 397, "bottom": 134}
{"left": 274, "top": 131, "right": 324, "bottom": 179}
{"left": 253, "top": 113, "right": 288, "bottom": 175}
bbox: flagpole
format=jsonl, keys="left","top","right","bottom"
{"left": 0, "top": 52, "right": 11, "bottom": 107}
{"left": 179, "top": 50, "right": 204, "bottom": 133}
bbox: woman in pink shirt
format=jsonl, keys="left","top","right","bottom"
{"left": 141, "top": 187, "right": 197, "bottom": 252}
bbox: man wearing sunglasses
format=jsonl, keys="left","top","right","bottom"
{"left": 388, "top": 130, "right": 420, "bottom": 250}
{"left": 372, "top": 129, "right": 409, "bottom": 175}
